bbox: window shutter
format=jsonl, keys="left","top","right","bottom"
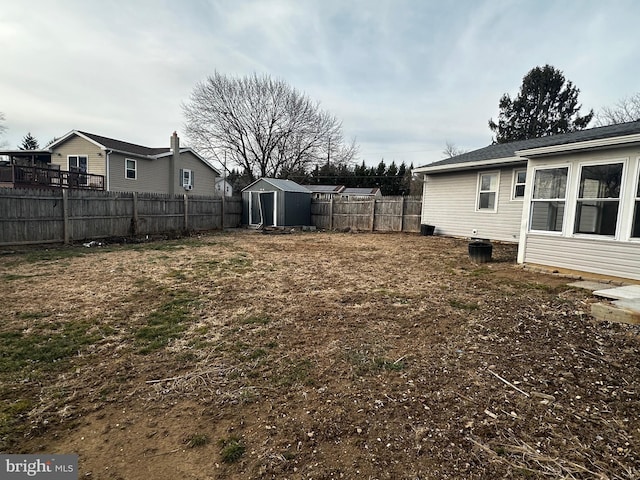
{"left": 191, "top": 172, "right": 194, "bottom": 187}
{"left": 179, "top": 168, "right": 184, "bottom": 186}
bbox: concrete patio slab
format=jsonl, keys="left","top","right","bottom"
{"left": 568, "top": 281, "right": 613, "bottom": 291}
{"left": 593, "top": 285, "right": 640, "bottom": 300}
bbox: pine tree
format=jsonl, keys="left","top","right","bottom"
{"left": 488, "top": 65, "right": 593, "bottom": 143}
{"left": 19, "top": 132, "right": 39, "bottom": 150}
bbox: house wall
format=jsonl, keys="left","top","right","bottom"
{"left": 108, "top": 152, "right": 168, "bottom": 193}
{"left": 178, "top": 151, "right": 218, "bottom": 196}
{"left": 524, "top": 234, "right": 640, "bottom": 280}
{"left": 108, "top": 150, "right": 217, "bottom": 195}
{"left": 50, "top": 136, "right": 106, "bottom": 176}
{"left": 421, "top": 164, "right": 527, "bottom": 242}
{"left": 520, "top": 146, "right": 640, "bottom": 280}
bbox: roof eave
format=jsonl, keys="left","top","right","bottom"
{"left": 413, "top": 157, "right": 525, "bottom": 174}
{"left": 516, "top": 133, "right": 640, "bottom": 158}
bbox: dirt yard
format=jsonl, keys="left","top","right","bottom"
{"left": 0, "top": 231, "right": 638, "bottom": 479}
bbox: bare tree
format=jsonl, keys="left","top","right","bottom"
{"left": 443, "top": 141, "right": 466, "bottom": 158}
{"left": 594, "top": 93, "right": 640, "bottom": 126}
{"left": 182, "top": 72, "right": 357, "bottom": 180}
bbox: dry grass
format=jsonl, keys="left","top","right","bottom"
{"left": 0, "top": 230, "right": 638, "bottom": 479}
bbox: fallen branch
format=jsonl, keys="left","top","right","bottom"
{"left": 487, "top": 369, "right": 530, "bottom": 397}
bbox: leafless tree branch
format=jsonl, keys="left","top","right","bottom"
{"left": 182, "top": 72, "right": 358, "bottom": 180}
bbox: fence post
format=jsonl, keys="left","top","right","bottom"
{"left": 62, "top": 189, "right": 70, "bottom": 244}
{"left": 183, "top": 194, "right": 189, "bottom": 232}
{"left": 370, "top": 198, "right": 376, "bottom": 232}
{"left": 132, "top": 192, "right": 138, "bottom": 236}
{"left": 399, "top": 197, "right": 405, "bottom": 232}
{"left": 329, "top": 197, "right": 334, "bottom": 230}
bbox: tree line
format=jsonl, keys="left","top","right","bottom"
{"left": 226, "top": 159, "right": 421, "bottom": 196}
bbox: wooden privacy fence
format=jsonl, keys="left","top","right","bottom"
{"left": 0, "top": 188, "right": 242, "bottom": 246}
{"left": 311, "top": 196, "right": 422, "bottom": 233}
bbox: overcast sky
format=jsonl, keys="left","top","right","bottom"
{"left": 1, "top": 0, "right": 638, "bottom": 169}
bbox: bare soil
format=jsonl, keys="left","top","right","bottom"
{"left": 0, "top": 231, "right": 638, "bottom": 479}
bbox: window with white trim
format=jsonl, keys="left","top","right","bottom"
{"left": 125, "top": 158, "right": 137, "bottom": 179}
{"left": 529, "top": 167, "right": 568, "bottom": 232}
{"left": 477, "top": 171, "right": 499, "bottom": 211}
{"left": 182, "top": 168, "right": 193, "bottom": 188}
{"left": 574, "top": 162, "right": 623, "bottom": 236}
{"left": 631, "top": 167, "right": 640, "bottom": 238}
{"left": 512, "top": 169, "right": 527, "bottom": 199}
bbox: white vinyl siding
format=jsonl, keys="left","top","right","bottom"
{"left": 421, "top": 166, "right": 525, "bottom": 242}
{"left": 520, "top": 149, "right": 640, "bottom": 280}
{"left": 524, "top": 234, "right": 640, "bottom": 281}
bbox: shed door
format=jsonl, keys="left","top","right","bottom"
{"left": 250, "top": 192, "right": 261, "bottom": 225}
{"left": 260, "top": 192, "right": 275, "bottom": 226}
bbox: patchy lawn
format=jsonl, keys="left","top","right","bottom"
{"left": 0, "top": 231, "right": 638, "bottom": 479}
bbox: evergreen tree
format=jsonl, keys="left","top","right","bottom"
{"left": 488, "top": 65, "right": 593, "bottom": 143}
{"left": 19, "top": 132, "right": 39, "bottom": 150}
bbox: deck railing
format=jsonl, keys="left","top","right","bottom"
{"left": 0, "top": 165, "right": 105, "bottom": 190}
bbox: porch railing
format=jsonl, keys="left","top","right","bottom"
{"left": 0, "top": 165, "right": 105, "bottom": 190}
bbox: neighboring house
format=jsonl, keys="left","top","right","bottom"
{"left": 0, "top": 130, "right": 219, "bottom": 194}
{"left": 242, "top": 178, "right": 311, "bottom": 227}
{"left": 215, "top": 178, "right": 234, "bottom": 197}
{"left": 303, "top": 184, "right": 346, "bottom": 198}
{"left": 340, "top": 187, "right": 382, "bottom": 198}
{"left": 413, "top": 120, "right": 640, "bottom": 281}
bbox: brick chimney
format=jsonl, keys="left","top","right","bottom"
{"left": 169, "top": 131, "right": 179, "bottom": 195}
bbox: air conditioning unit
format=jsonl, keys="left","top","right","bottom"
{"left": 184, "top": 184, "right": 193, "bottom": 191}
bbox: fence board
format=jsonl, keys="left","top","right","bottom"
{"left": 311, "top": 196, "right": 422, "bottom": 233}
{"left": 0, "top": 188, "right": 242, "bottom": 246}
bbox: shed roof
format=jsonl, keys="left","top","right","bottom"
{"left": 242, "top": 178, "right": 311, "bottom": 193}
{"left": 303, "top": 184, "right": 345, "bottom": 193}
{"left": 341, "top": 187, "right": 380, "bottom": 195}
{"left": 415, "top": 120, "right": 640, "bottom": 173}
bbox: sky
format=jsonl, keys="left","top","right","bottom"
{"left": 1, "top": 0, "right": 639, "bottom": 170}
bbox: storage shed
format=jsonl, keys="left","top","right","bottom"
{"left": 241, "top": 178, "right": 311, "bottom": 227}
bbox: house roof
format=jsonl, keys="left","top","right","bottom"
{"left": 303, "top": 184, "right": 345, "bottom": 193}
{"left": 414, "top": 120, "right": 640, "bottom": 174}
{"left": 77, "top": 131, "right": 169, "bottom": 156}
{"left": 242, "top": 178, "right": 311, "bottom": 193}
{"left": 47, "top": 130, "right": 220, "bottom": 175}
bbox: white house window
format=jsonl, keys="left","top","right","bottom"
{"left": 68, "top": 155, "right": 88, "bottom": 186}
{"left": 530, "top": 167, "right": 568, "bottom": 232}
{"left": 477, "top": 172, "right": 499, "bottom": 211}
{"left": 633, "top": 169, "right": 640, "bottom": 238}
{"left": 182, "top": 169, "right": 193, "bottom": 189}
{"left": 125, "top": 158, "right": 137, "bottom": 179}
{"left": 512, "top": 169, "right": 527, "bottom": 199}
{"left": 574, "top": 163, "right": 623, "bottom": 236}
